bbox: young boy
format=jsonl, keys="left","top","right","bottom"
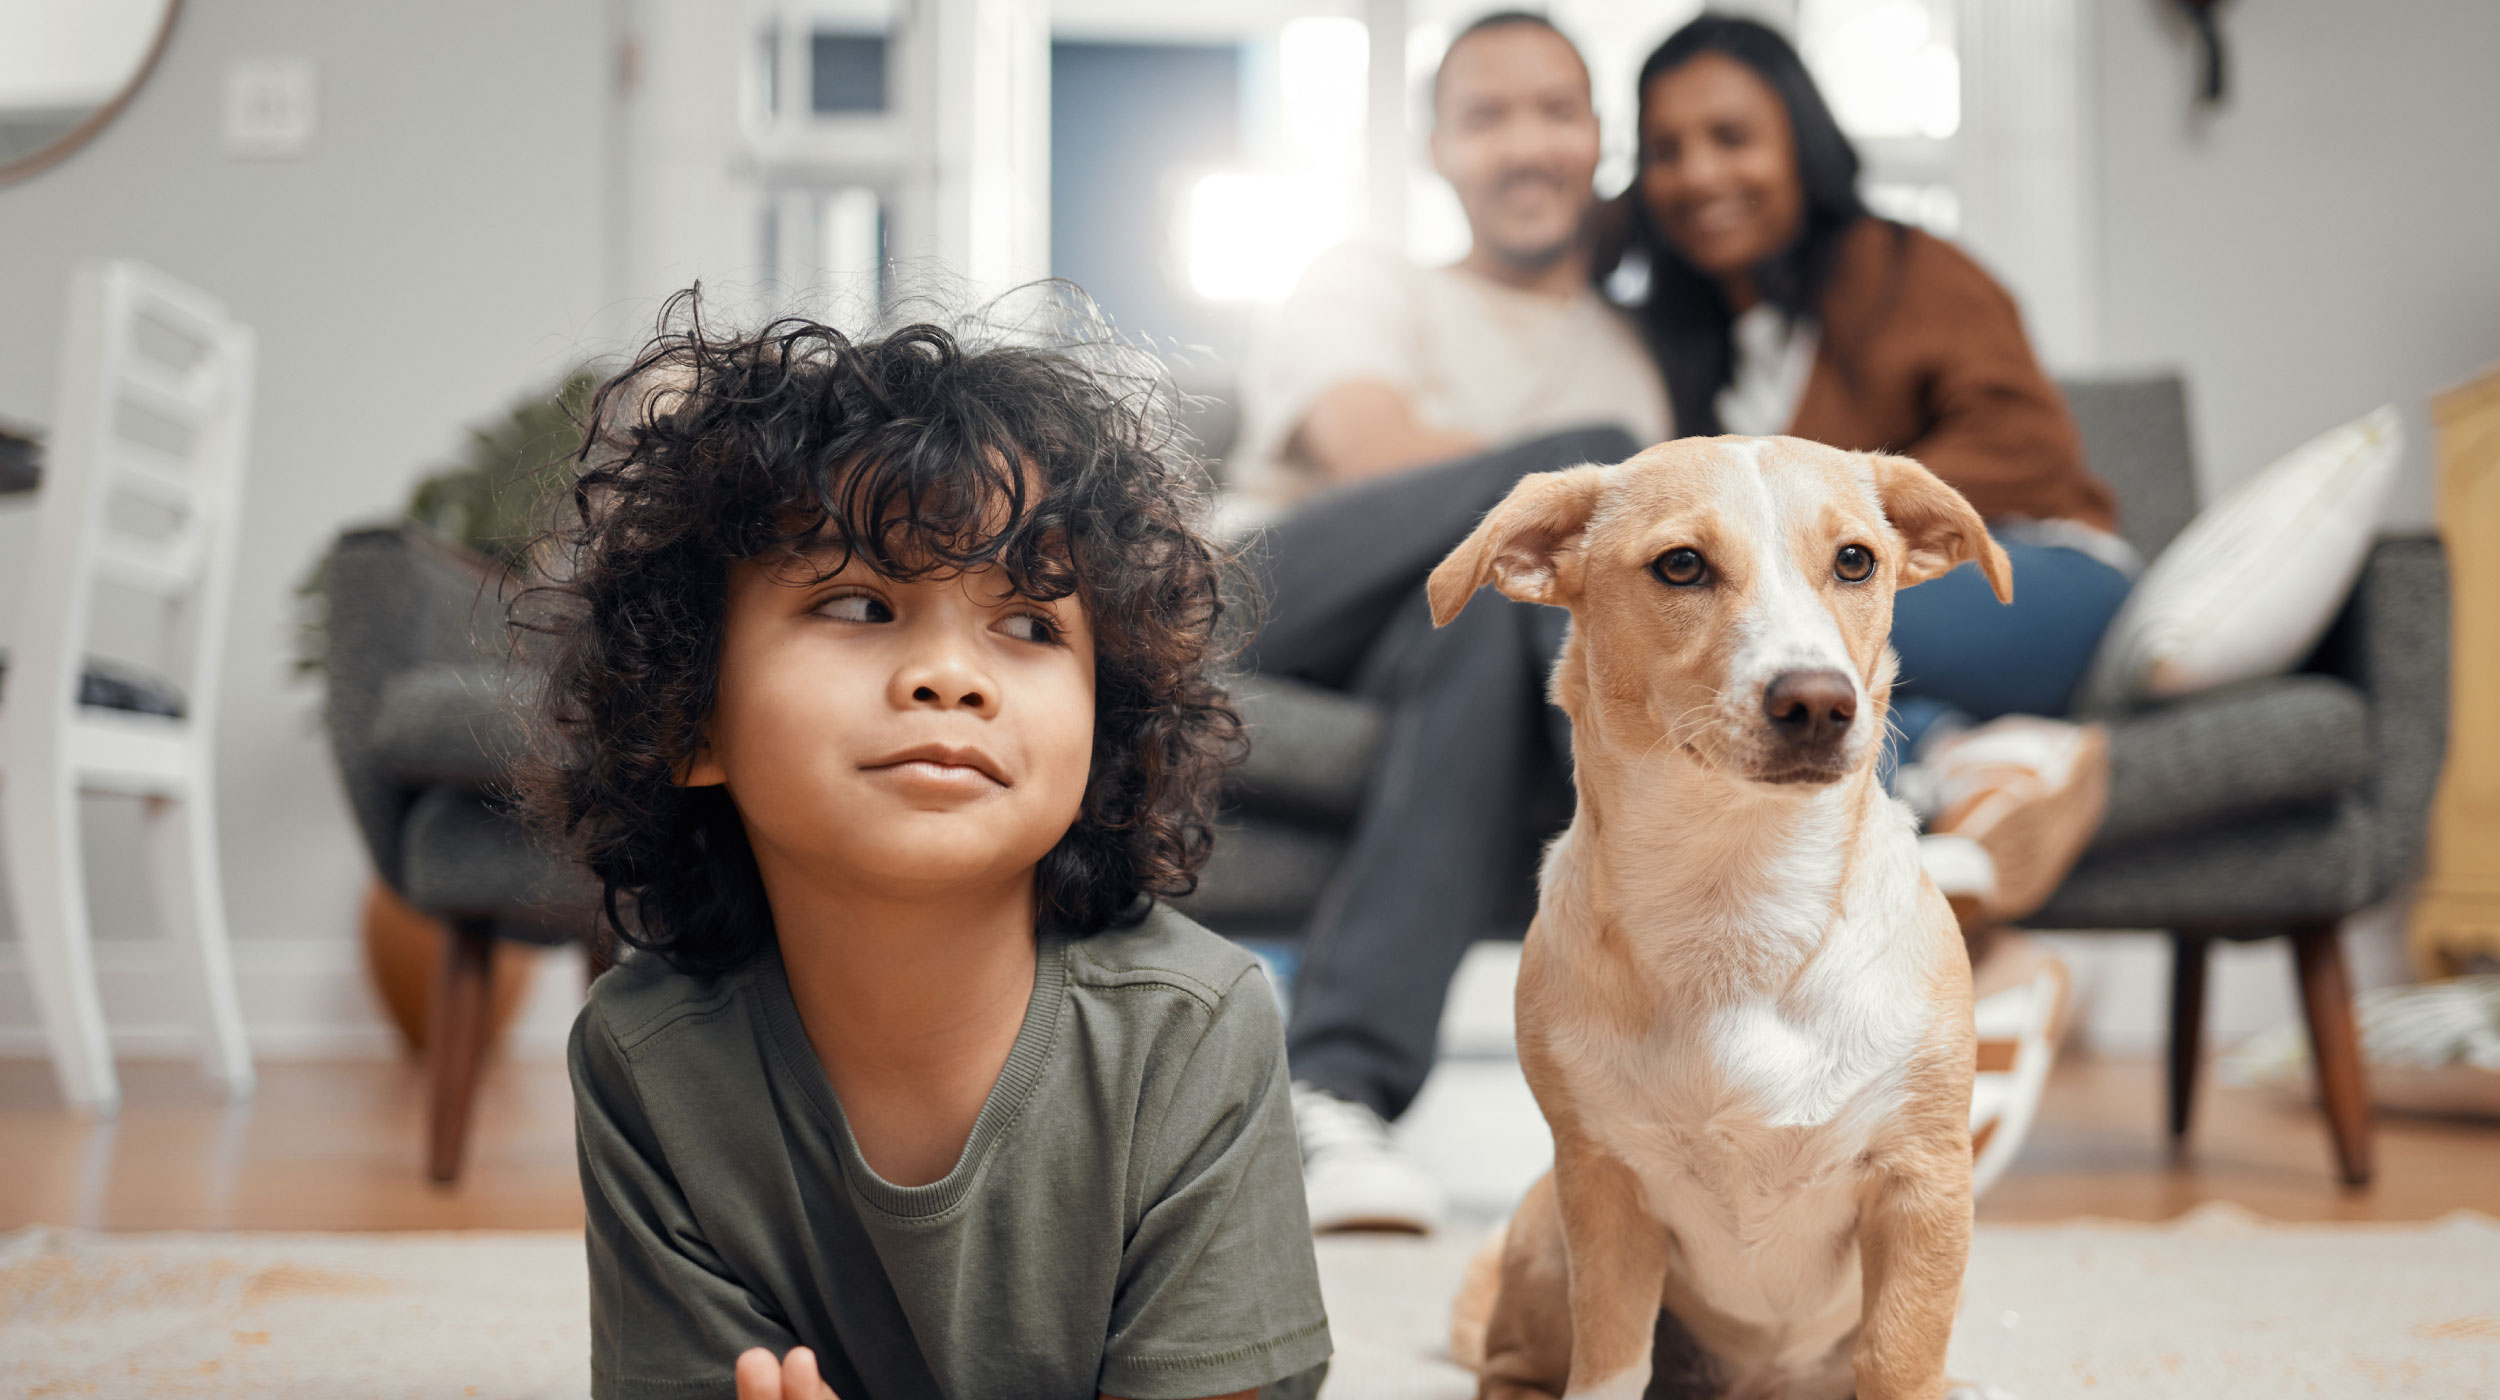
{"left": 529, "top": 302, "right": 1331, "bottom": 1400}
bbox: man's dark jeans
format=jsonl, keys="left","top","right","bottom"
{"left": 1244, "top": 427, "right": 1640, "bottom": 1121}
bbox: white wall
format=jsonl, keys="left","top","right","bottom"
{"left": 2091, "top": 0, "right": 2500, "bottom": 526}
{"left": 0, "top": 0, "right": 616, "bottom": 997}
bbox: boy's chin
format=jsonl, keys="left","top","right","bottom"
{"left": 830, "top": 822, "right": 1061, "bottom": 896}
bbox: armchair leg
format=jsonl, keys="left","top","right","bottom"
{"left": 2167, "top": 931, "right": 2210, "bottom": 1145}
{"left": 425, "top": 918, "right": 496, "bottom": 1185}
{"left": 2289, "top": 921, "right": 2374, "bottom": 1187}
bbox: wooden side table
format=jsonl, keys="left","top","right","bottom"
{"left": 2413, "top": 366, "right": 2500, "bottom": 974}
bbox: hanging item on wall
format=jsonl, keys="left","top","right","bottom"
{"left": 2174, "top": 0, "right": 2230, "bottom": 103}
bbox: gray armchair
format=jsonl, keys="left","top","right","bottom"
{"left": 323, "top": 526, "right": 596, "bottom": 1182}
{"left": 1180, "top": 376, "right": 2448, "bottom": 1186}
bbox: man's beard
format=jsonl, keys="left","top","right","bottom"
{"left": 1483, "top": 232, "right": 1578, "bottom": 273}
{"left": 1476, "top": 168, "right": 1585, "bottom": 272}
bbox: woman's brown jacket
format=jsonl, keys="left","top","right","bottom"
{"left": 1790, "top": 219, "right": 2117, "bottom": 530}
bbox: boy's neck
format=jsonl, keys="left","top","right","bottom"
{"left": 766, "top": 865, "right": 1042, "bottom": 1185}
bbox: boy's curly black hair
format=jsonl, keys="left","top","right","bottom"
{"left": 521, "top": 290, "right": 1244, "bottom": 974}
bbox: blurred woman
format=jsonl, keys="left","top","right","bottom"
{"left": 1610, "top": 15, "right": 2134, "bottom": 928}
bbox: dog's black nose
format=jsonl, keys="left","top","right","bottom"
{"left": 1762, "top": 669, "right": 1857, "bottom": 749}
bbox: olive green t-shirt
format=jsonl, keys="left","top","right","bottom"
{"left": 570, "top": 904, "right": 1332, "bottom": 1400}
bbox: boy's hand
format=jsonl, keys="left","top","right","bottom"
{"left": 733, "top": 1346, "right": 839, "bottom": 1400}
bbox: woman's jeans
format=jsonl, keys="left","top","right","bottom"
{"left": 1256, "top": 431, "right": 2132, "bottom": 1121}
{"left": 1886, "top": 542, "right": 2135, "bottom": 773}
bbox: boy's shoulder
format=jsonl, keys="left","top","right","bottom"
{"left": 578, "top": 949, "right": 753, "bottom": 1059}
{"left": 1066, "top": 903, "right": 1268, "bottom": 1015}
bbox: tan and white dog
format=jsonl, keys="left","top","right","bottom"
{"left": 1434, "top": 436, "right": 2012, "bottom": 1400}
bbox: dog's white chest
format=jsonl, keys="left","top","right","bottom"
{"left": 1552, "top": 909, "right": 1935, "bottom": 1390}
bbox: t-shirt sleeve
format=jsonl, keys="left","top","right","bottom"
{"left": 572, "top": 1004, "right": 798, "bottom": 1400}
{"left": 1231, "top": 242, "right": 1419, "bottom": 496}
{"left": 1098, "top": 967, "right": 1332, "bottom": 1400}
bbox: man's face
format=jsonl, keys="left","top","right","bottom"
{"left": 1430, "top": 24, "right": 1602, "bottom": 271}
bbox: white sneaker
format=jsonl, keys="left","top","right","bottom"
{"left": 1918, "top": 832, "right": 1998, "bottom": 932}
{"left": 1969, "top": 939, "right": 2073, "bottom": 1200}
{"left": 1290, "top": 1082, "right": 1447, "bottom": 1234}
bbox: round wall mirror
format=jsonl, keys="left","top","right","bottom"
{"left": 0, "top": 0, "right": 184, "bottom": 186}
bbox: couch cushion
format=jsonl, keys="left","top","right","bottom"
{"left": 2077, "top": 406, "right": 2402, "bottom": 712}
{"left": 1168, "top": 818, "right": 1344, "bottom": 933}
{"left": 2040, "top": 796, "right": 2381, "bottom": 932}
{"left": 2059, "top": 374, "right": 2201, "bottom": 564}
{"left": 2097, "top": 673, "right": 2373, "bottom": 849}
{"left": 1227, "top": 676, "right": 1387, "bottom": 826}
{"left": 399, "top": 786, "right": 596, "bottom": 941}
{"left": 0, "top": 652, "right": 187, "bottom": 717}
{"left": 371, "top": 664, "right": 529, "bottom": 788}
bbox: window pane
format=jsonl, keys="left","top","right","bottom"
{"left": 811, "top": 32, "right": 886, "bottom": 114}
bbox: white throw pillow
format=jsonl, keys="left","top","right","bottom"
{"left": 2077, "top": 404, "right": 2403, "bottom": 712}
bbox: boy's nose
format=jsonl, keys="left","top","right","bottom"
{"left": 893, "top": 649, "right": 999, "bottom": 716}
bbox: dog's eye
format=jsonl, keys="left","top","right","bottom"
{"left": 1834, "top": 545, "right": 1875, "bottom": 582}
{"left": 1652, "top": 548, "right": 1708, "bottom": 587}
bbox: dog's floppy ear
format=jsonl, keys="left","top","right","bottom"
{"left": 1426, "top": 466, "right": 1607, "bottom": 625}
{"left": 1867, "top": 453, "right": 2013, "bottom": 603}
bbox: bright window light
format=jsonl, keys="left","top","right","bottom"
{"left": 1278, "top": 16, "right": 1367, "bottom": 164}
{"left": 1802, "top": 0, "right": 1960, "bottom": 141}
{"left": 1185, "top": 172, "right": 1351, "bottom": 303}
{"left": 1183, "top": 16, "right": 1371, "bottom": 304}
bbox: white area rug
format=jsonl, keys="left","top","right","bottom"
{"left": 5, "top": 1207, "right": 2496, "bottom": 1398}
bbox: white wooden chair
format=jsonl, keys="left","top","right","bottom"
{"left": 0, "top": 260, "right": 257, "bottom": 1114}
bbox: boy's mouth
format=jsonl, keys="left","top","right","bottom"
{"left": 861, "top": 742, "right": 1010, "bottom": 788}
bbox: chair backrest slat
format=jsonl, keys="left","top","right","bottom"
{"left": 103, "top": 440, "right": 201, "bottom": 512}
{"left": 114, "top": 356, "right": 220, "bottom": 429}
{"left": 91, "top": 536, "right": 201, "bottom": 596}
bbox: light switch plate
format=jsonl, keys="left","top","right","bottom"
{"left": 223, "top": 58, "right": 318, "bottom": 159}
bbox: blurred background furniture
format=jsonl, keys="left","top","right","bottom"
{"left": 2410, "top": 367, "right": 2500, "bottom": 978}
{"left": 322, "top": 526, "right": 595, "bottom": 1182}
{"left": 0, "top": 258, "right": 257, "bottom": 1115}
{"left": 0, "top": 423, "right": 41, "bottom": 495}
{"left": 1178, "top": 373, "right": 2450, "bottom": 1187}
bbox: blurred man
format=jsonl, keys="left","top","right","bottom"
{"left": 1231, "top": 13, "right": 1669, "bottom": 1235}
{"left": 1231, "top": 10, "right": 1668, "bottom": 501}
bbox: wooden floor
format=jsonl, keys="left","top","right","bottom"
{"left": 2, "top": 1052, "right": 2496, "bottom": 1231}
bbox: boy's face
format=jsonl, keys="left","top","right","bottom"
{"left": 686, "top": 549, "right": 1097, "bottom": 905}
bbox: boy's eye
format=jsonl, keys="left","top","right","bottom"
{"left": 1000, "top": 611, "right": 1060, "bottom": 645}
{"left": 819, "top": 593, "right": 894, "bottom": 623}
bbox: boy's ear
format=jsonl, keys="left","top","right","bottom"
{"left": 1426, "top": 466, "right": 1608, "bottom": 625}
{"left": 1867, "top": 452, "right": 2013, "bottom": 603}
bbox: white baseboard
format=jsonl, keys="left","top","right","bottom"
{"left": 0, "top": 936, "right": 587, "bottom": 1064}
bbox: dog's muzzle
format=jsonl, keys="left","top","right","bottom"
{"left": 1757, "top": 668, "right": 1857, "bottom": 778}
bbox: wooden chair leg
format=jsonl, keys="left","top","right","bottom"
{"left": 2167, "top": 931, "right": 2210, "bottom": 1145}
{"left": 425, "top": 918, "right": 497, "bottom": 1184}
{"left": 2289, "top": 921, "right": 2374, "bottom": 1187}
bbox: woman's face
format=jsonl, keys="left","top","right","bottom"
{"left": 1638, "top": 52, "right": 1806, "bottom": 293}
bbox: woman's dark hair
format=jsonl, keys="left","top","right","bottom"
{"left": 521, "top": 288, "right": 1244, "bottom": 975}
{"left": 1625, "top": 15, "right": 1882, "bottom": 436}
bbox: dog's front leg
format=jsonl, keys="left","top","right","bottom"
{"left": 1551, "top": 1140, "right": 1668, "bottom": 1400}
{"left": 1849, "top": 1157, "right": 1972, "bottom": 1400}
